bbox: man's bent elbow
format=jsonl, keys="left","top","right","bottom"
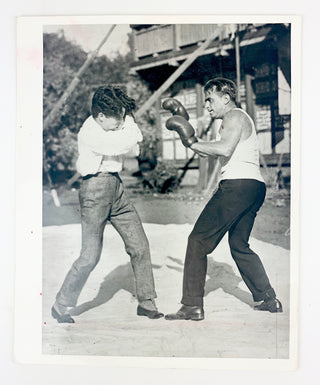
{"left": 223, "top": 146, "right": 235, "bottom": 157}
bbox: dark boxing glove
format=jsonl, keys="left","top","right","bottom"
{"left": 166, "top": 116, "right": 198, "bottom": 148}
{"left": 162, "top": 98, "right": 190, "bottom": 121}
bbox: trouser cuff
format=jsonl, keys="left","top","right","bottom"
{"left": 254, "top": 287, "right": 276, "bottom": 302}
{"left": 182, "top": 295, "right": 203, "bottom": 307}
{"left": 137, "top": 292, "right": 157, "bottom": 302}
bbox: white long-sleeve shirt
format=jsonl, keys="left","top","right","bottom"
{"left": 76, "top": 115, "right": 143, "bottom": 176}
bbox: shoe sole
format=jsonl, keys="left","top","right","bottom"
{"left": 137, "top": 313, "right": 164, "bottom": 319}
{"left": 137, "top": 307, "right": 164, "bottom": 319}
{"left": 165, "top": 314, "right": 204, "bottom": 321}
{"left": 254, "top": 306, "right": 283, "bottom": 313}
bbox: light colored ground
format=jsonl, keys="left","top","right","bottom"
{"left": 42, "top": 223, "right": 289, "bottom": 359}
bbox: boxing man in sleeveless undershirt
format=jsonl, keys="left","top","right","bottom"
{"left": 163, "top": 78, "right": 282, "bottom": 321}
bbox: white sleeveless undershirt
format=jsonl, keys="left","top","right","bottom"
{"left": 216, "top": 108, "right": 264, "bottom": 183}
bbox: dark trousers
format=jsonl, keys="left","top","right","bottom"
{"left": 56, "top": 172, "right": 157, "bottom": 308}
{"left": 182, "top": 179, "right": 276, "bottom": 307}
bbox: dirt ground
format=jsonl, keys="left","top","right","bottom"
{"left": 43, "top": 175, "right": 290, "bottom": 249}
{"left": 42, "top": 175, "right": 290, "bottom": 360}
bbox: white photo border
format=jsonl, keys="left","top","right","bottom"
{"left": 15, "top": 14, "right": 301, "bottom": 370}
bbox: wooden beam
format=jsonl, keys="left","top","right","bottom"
{"left": 135, "top": 34, "right": 218, "bottom": 118}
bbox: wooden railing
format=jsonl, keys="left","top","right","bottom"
{"left": 135, "top": 25, "right": 174, "bottom": 58}
{"left": 133, "top": 24, "right": 250, "bottom": 59}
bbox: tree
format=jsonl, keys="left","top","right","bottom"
{"left": 43, "top": 32, "right": 90, "bottom": 181}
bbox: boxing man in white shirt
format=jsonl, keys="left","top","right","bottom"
{"left": 51, "top": 85, "right": 163, "bottom": 322}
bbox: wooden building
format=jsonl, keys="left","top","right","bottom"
{"left": 130, "top": 24, "right": 291, "bottom": 187}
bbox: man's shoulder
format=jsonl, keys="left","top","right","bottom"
{"left": 225, "top": 108, "right": 245, "bottom": 118}
{"left": 224, "top": 108, "right": 251, "bottom": 126}
{"left": 79, "top": 116, "right": 98, "bottom": 135}
{"left": 81, "top": 115, "right": 95, "bottom": 128}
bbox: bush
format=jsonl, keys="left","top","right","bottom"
{"left": 142, "top": 161, "right": 180, "bottom": 193}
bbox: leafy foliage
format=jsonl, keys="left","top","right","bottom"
{"left": 142, "top": 161, "right": 180, "bottom": 193}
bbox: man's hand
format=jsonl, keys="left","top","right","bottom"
{"left": 166, "top": 116, "right": 198, "bottom": 148}
{"left": 162, "top": 98, "right": 190, "bottom": 121}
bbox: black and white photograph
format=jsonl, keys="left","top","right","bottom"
{"left": 15, "top": 14, "right": 301, "bottom": 372}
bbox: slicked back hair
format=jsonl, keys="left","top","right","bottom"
{"left": 91, "top": 85, "right": 136, "bottom": 118}
{"left": 204, "top": 78, "right": 237, "bottom": 102}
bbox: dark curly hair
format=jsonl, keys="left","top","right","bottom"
{"left": 91, "top": 85, "right": 136, "bottom": 118}
{"left": 204, "top": 78, "right": 237, "bottom": 102}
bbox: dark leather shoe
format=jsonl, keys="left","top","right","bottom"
{"left": 165, "top": 305, "right": 204, "bottom": 321}
{"left": 137, "top": 305, "right": 164, "bottom": 319}
{"left": 254, "top": 298, "right": 283, "bottom": 313}
{"left": 51, "top": 306, "right": 75, "bottom": 323}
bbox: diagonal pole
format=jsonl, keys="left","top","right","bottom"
{"left": 135, "top": 34, "right": 217, "bottom": 119}
{"left": 43, "top": 24, "right": 116, "bottom": 132}
{"left": 44, "top": 25, "right": 116, "bottom": 205}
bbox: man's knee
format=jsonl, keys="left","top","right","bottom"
{"left": 188, "top": 231, "right": 202, "bottom": 244}
{"left": 228, "top": 235, "right": 249, "bottom": 255}
{"left": 187, "top": 232, "right": 208, "bottom": 254}
{"left": 75, "top": 247, "right": 101, "bottom": 272}
{"left": 126, "top": 237, "right": 150, "bottom": 260}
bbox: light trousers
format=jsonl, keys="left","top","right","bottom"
{"left": 56, "top": 172, "right": 157, "bottom": 307}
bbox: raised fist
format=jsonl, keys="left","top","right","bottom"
{"left": 166, "top": 116, "right": 198, "bottom": 148}
{"left": 162, "top": 98, "right": 190, "bottom": 121}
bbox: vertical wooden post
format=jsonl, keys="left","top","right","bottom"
{"left": 172, "top": 133, "right": 177, "bottom": 160}
{"left": 235, "top": 26, "right": 241, "bottom": 105}
{"left": 204, "top": 158, "right": 221, "bottom": 198}
{"left": 155, "top": 97, "right": 163, "bottom": 158}
{"left": 244, "top": 72, "right": 270, "bottom": 178}
{"left": 271, "top": 101, "right": 276, "bottom": 155}
{"left": 196, "top": 157, "right": 208, "bottom": 191}
{"left": 195, "top": 83, "right": 203, "bottom": 118}
{"left": 245, "top": 74, "right": 255, "bottom": 119}
{"left": 195, "top": 83, "right": 208, "bottom": 190}
{"left": 172, "top": 24, "right": 179, "bottom": 51}
{"left": 132, "top": 29, "right": 138, "bottom": 62}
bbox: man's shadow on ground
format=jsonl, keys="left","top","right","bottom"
{"left": 165, "top": 256, "right": 253, "bottom": 307}
{"left": 70, "top": 263, "right": 138, "bottom": 316}
{"left": 70, "top": 257, "right": 253, "bottom": 316}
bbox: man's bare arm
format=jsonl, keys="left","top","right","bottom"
{"left": 190, "top": 111, "right": 243, "bottom": 158}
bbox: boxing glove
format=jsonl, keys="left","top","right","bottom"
{"left": 162, "top": 98, "right": 190, "bottom": 121}
{"left": 166, "top": 116, "right": 198, "bottom": 147}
